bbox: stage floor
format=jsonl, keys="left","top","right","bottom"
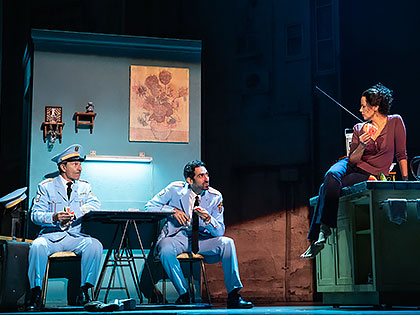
{"left": 2, "top": 305, "right": 420, "bottom": 315}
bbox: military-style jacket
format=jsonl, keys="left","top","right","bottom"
{"left": 145, "top": 181, "right": 225, "bottom": 243}
{"left": 31, "top": 176, "right": 100, "bottom": 241}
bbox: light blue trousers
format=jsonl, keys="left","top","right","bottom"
{"left": 27, "top": 234, "right": 103, "bottom": 289}
{"left": 157, "top": 232, "right": 243, "bottom": 295}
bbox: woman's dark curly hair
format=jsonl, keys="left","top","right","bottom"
{"left": 362, "top": 83, "right": 393, "bottom": 115}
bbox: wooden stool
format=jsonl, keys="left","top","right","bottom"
{"left": 40, "top": 251, "right": 93, "bottom": 308}
{"left": 161, "top": 252, "right": 211, "bottom": 304}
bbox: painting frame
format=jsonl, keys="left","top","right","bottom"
{"left": 129, "top": 65, "right": 189, "bottom": 143}
{"left": 45, "top": 106, "right": 63, "bottom": 123}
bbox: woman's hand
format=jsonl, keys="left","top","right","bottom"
{"left": 349, "top": 132, "right": 370, "bottom": 164}
{"left": 359, "top": 132, "right": 371, "bottom": 146}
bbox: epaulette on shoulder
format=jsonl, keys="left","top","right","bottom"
{"left": 170, "top": 181, "right": 185, "bottom": 188}
{"left": 39, "top": 178, "right": 53, "bottom": 185}
{"left": 208, "top": 186, "right": 221, "bottom": 196}
{"left": 78, "top": 179, "right": 89, "bottom": 184}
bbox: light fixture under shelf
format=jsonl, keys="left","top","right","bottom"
{"left": 85, "top": 153, "right": 152, "bottom": 163}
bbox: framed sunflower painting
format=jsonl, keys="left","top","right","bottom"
{"left": 129, "top": 65, "right": 189, "bottom": 142}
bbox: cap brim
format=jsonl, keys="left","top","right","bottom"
{"left": 61, "top": 156, "right": 85, "bottom": 163}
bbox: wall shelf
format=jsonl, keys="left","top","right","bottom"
{"left": 73, "top": 112, "right": 96, "bottom": 133}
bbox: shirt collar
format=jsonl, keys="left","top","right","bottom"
{"left": 59, "top": 175, "right": 73, "bottom": 190}
{"left": 188, "top": 186, "right": 205, "bottom": 198}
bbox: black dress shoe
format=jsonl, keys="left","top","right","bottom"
{"left": 27, "top": 286, "right": 42, "bottom": 311}
{"left": 175, "top": 292, "right": 190, "bottom": 305}
{"left": 76, "top": 285, "right": 92, "bottom": 306}
{"left": 227, "top": 289, "right": 253, "bottom": 309}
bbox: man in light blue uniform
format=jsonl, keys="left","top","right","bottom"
{"left": 144, "top": 160, "right": 253, "bottom": 308}
{"left": 27, "top": 144, "right": 103, "bottom": 311}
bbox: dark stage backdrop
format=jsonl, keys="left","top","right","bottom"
{"left": 339, "top": 0, "right": 420, "bottom": 169}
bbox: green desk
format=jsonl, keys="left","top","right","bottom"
{"left": 310, "top": 181, "right": 420, "bottom": 307}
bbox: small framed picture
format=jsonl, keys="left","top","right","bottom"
{"left": 45, "top": 106, "right": 62, "bottom": 123}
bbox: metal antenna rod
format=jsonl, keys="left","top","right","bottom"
{"left": 315, "top": 85, "right": 363, "bottom": 123}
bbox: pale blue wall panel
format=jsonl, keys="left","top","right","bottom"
{"left": 29, "top": 31, "right": 201, "bottom": 210}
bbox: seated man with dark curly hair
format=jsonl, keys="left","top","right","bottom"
{"left": 143, "top": 160, "right": 253, "bottom": 308}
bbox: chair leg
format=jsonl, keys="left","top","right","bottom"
{"left": 162, "top": 275, "right": 166, "bottom": 304}
{"left": 200, "top": 260, "right": 211, "bottom": 304}
{"left": 40, "top": 259, "right": 51, "bottom": 309}
{"left": 189, "top": 261, "right": 195, "bottom": 303}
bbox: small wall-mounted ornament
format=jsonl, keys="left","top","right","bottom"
{"left": 42, "top": 106, "right": 64, "bottom": 146}
{"left": 86, "top": 101, "right": 94, "bottom": 113}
